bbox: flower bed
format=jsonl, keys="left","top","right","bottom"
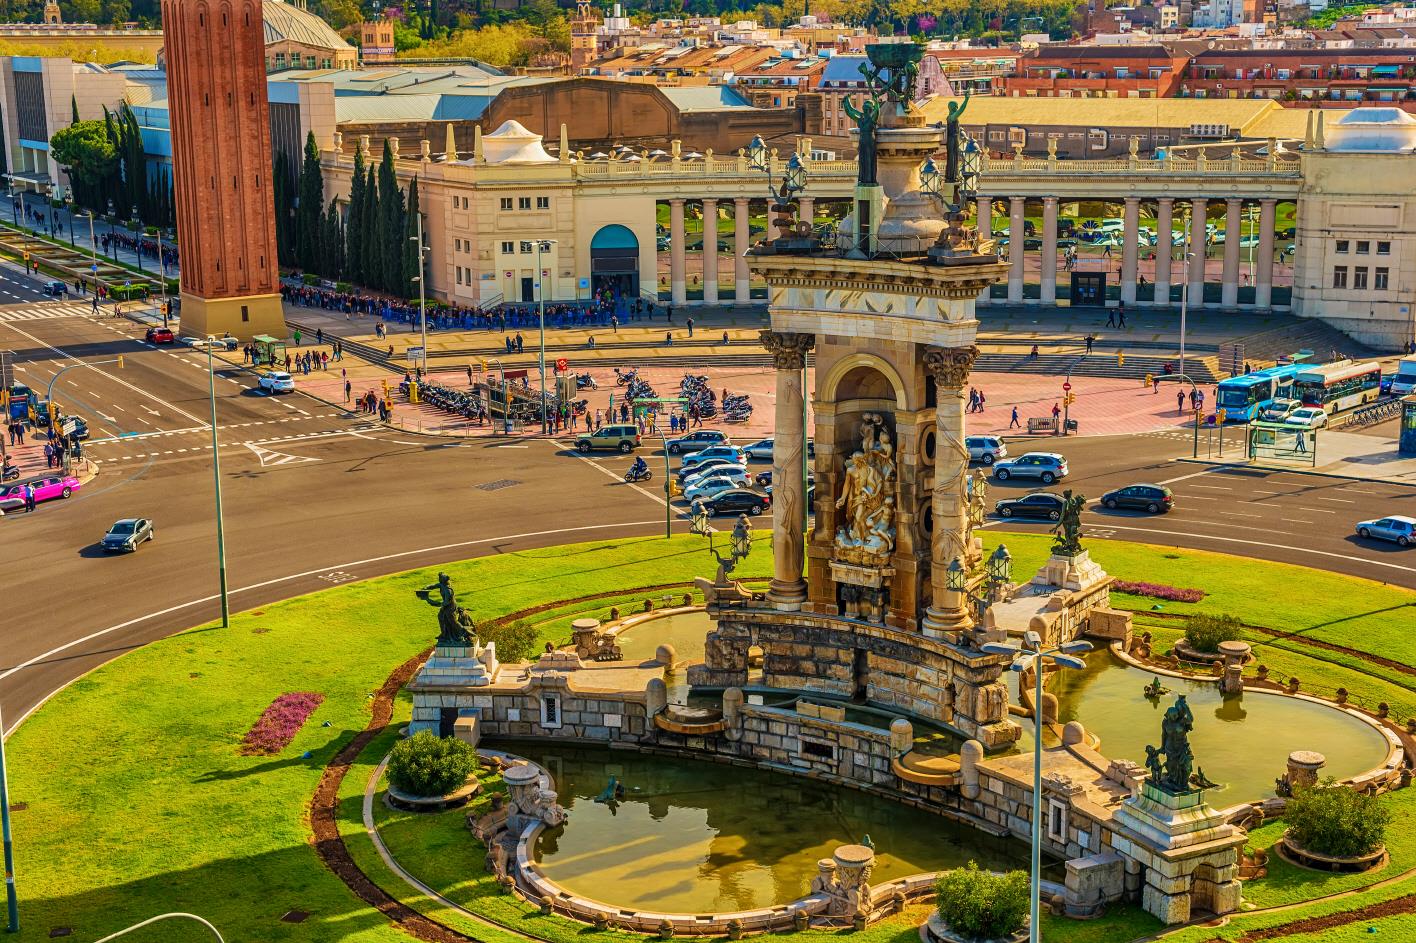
{"left": 240, "top": 691, "right": 324, "bottom": 755}
{"left": 1112, "top": 580, "right": 1205, "bottom": 603}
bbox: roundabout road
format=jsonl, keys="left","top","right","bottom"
{"left": 4, "top": 312, "right": 1415, "bottom": 734}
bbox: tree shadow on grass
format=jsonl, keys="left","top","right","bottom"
{"left": 18, "top": 842, "right": 403, "bottom": 943}
{"left": 194, "top": 752, "right": 324, "bottom": 783}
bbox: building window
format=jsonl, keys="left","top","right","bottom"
{"left": 1354, "top": 266, "right": 1369, "bottom": 289}
{"left": 501, "top": 241, "right": 515, "bottom": 254}
{"left": 518, "top": 196, "right": 532, "bottom": 210}
{"left": 456, "top": 266, "right": 463, "bottom": 285}
{"left": 1047, "top": 798, "right": 1069, "bottom": 842}
{"left": 1333, "top": 266, "right": 1348, "bottom": 288}
{"left": 454, "top": 238, "right": 462, "bottom": 252}
{"left": 321, "top": 58, "right": 332, "bottom": 69}
{"left": 500, "top": 198, "right": 513, "bottom": 211}
{"left": 536, "top": 196, "right": 550, "bottom": 209}
{"left": 241, "top": 305, "right": 249, "bottom": 322}
{"left": 1356, "top": 240, "right": 1370, "bottom": 254}
{"left": 1335, "top": 240, "right": 1349, "bottom": 253}
{"left": 1377, "top": 241, "right": 1391, "bottom": 255}
{"left": 540, "top": 695, "right": 561, "bottom": 728}
{"left": 1375, "top": 267, "right": 1389, "bottom": 290}
{"left": 520, "top": 241, "right": 533, "bottom": 254}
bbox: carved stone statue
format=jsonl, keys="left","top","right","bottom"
{"left": 842, "top": 95, "right": 880, "bottom": 187}
{"left": 419, "top": 573, "right": 478, "bottom": 647}
{"left": 1144, "top": 695, "right": 1204, "bottom": 795}
{"left": 944, "top": 91, "right": 971, "bottom": 183}
{"left": 1051, "top": 490, "right": 1086, "bottom": 557}
{"left": 833, "top": 414, "right": 897, "bottom": 566}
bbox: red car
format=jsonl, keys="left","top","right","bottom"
{"left": 145, "top": 327, "right": 175, "bottom": 344}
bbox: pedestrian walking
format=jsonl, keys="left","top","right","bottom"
{"left": 1010, "top": 407, "right": 1020, "bottom": 429}
{"left": 293, "top": 328, "right": 302, "bottom": 346}
{"left": 344, "top": 380, "right": 352, "bottom": 403}
{"left": 687, "top": 317, "right": 694, "bottom": 338}
{"left": 1117, "top": 304, "right": 1127, "bottom": 328}
{"left": 1177, "top": 389, "right": 1185, "bottom": 414}
{"left": 976, "top": 389, "right": 986, "bottom": 412}
{"left": 316, "top": 328, "right": 323, "bottom": 346}
{"left": 1085, "top": 333, "right": 1095, "bottom": 353}
{"left": 1106, "top": 310, "right": 1116, "bottom": 328}
{"left": 43, "top": 442, "right": 54, "bottom": 468}
{"left": 1051, "top": 402, "right": 1061, "bottom": 424}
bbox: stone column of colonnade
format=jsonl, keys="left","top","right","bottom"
{"left": 1154, "top": 198, "right": 1174, "bottom": 306}
{"left": 1040, "top": 197, "right": 1059, "bottom": 304}
{"left": 799, "top": 196, "right": 815, "bottom": 233}
{"left": 734, "top": 198, "right": 751, "bottom": 305}
{"left": 670, "top": 198, "right": 687, "bottom": 306}
{"left": 921, "top": 344, "right": 980, "bottom": 637}
{"left": 1008, "top": 196, "right": 1025, "bottom": 303}
{"left": 761, "top": 330, "right": 815, "bottom": 610}
{"left": 1256, "top": 199, "right": 1278, "bottom": 310}
{"left": 1187, "top": 198, "right": 1208, "bottom": 305}
{"left": 701, "top": 198, "right": 719, "bottom": 305}
{"left": 976, "top": 196, "right": 993, "bottom": 307}
{"left": 1121, "top": 196, "right": 1141, "bottom": 307}
{"left": 1221, "top": 198, "right": 1244, "bottom": 309}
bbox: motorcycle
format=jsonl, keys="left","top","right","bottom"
{"left": 624, "top": 463, "right": 653, "bottom": 483}
{"left": 614, "top": 367, "right": 638, "bottom": 387}
{"left": 575, "top": 372, "right": 598, "bottom": 390}
{"left": 1, "top": 462, "right": 19, "bottom": 482}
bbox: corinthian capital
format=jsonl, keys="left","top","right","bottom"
{"left": 760, "top": 330, "right": 816, "bottom": 371}
{"left": 923, "top": 345, "right": 979, "bottom": 389}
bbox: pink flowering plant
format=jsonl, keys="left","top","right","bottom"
{"left": 1111, "top": 580, "right": 1205, "bottom": 603}
{"left": 240, "top": 692, "right": 324, "bottom": 755}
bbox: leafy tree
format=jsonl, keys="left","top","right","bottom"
{"left": 1183, "top": 613, "right": 1242, "bottom": 654}
{"left": 295, "top": 131, "right": 324, "bottom": 272}
{"left": 386, "top": 730, "right": 478, "bottom": 797}
{"left": 935, "top": 862, "right": 1030, "bottom": 941}
{"left": 50, "top": 120, "right": 118, "bottom": 203}
{"left": 359, "top": 165, "right": 379, "bottom": 291}
{"left": 71, "top": 94, "right": 79, "bottom": 124}
{"left": 481, "top": 618, "right": 540, "bottom": 663}
{"left": 1285, "top": 779, "right": 1390, "bottom": 859}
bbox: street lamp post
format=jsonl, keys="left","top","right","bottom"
{"left": 85, "top": 209, "right": 99, "bottom": 294}
{"left": 1179, "top": 250, "right": 1195, "bottom": 382}
{"left": 535, "top": 239, "right": 558, "bottom": 434}
{"left": 981, "top": 631, "right": 1093, "bottom": 943}
{"left": 1, "top": 703, "right": 18, "bottom": 933}
{"left": 131, "top": 205, "right": 144, "bottom": 273}
{"left": 206, "top": 337, "right": 230, "bottom": 628}
{"left": 409, "top": 210, "right": 428, "bottom": 379}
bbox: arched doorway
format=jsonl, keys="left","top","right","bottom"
{"left": 590, "top": 224, "right": 639, "bottom": 301}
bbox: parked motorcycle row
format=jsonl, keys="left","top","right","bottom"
{"left": 679, "top": 374, "right": 753, "bottom": 422}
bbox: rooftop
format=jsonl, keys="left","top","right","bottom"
{"left": 263, "top": 0, "right": 354, "bottom": 53}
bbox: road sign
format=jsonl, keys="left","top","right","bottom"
{"left": 61, "top": 418, "right": 77, "bottom": 436}
{"left": 555, "top": 358, "right": 568, "bottom": 373}
{"left": 406, "top": 346, "right": 426, "bottom": 367}
{"left": 1062, "top": 381, "right": 1072, "bottom": 391}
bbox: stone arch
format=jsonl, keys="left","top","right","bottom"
{"left": 817, "top": 352, "right": 909, "bottom": 410}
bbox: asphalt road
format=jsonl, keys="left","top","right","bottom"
{"left": 3, "top": 308, "right": 1414, "bottom": 732}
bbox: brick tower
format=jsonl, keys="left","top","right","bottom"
{"left": 162, "top": 0, "right": 286, "bottom": 340}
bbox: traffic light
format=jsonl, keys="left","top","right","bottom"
{"left": 1143, "top": 373, "right": 1153, "bottom": 388}
{"left": 1117, "top": 351, "right": 1125, "bottom": 368}
{"left": 0, "top": 389, "right": 9, "bottom": 412}
{"left": 1217, "top": 408, "right": 1228, "bottom": 424}
{"left": 1063, "top": 392, "right": 1076, "bottom": 407}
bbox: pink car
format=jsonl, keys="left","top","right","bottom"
{"left": 0, "top": 474, "right": 81, "bottom": 511}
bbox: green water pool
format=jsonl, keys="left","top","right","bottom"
{"left": 509, "top": 744, "right": 1041, "bottom": 915}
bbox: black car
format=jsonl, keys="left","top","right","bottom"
{"left": 994, "top": 492, "right": 1065, "bottom": 520}
{"left": 755, "top": 469, "right": 816, "bottom": 488}
{"left": 1100, "top": 484, "right": 1174, "bottom": 513}
{"left": 704, "top": 488, "right": 771, "bottom": 517}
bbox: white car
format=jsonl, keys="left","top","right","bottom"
{"left": 259, "top": 371, "right": 296, "bottom": 394}
{"left": 965, "top": 435, "right": 1008, "bottom": 465}
{"left": 682, "top": 463, "right": 749, "bottom": 488}
{"left": 743, "top": 438, "right": 775, "bottom": 461}
{"left": 684, "top": 474, "right": 749, "bottom": 502}
{"left": 1259, "top": 398, "right": 1301, "bottom": 423}
{"left": 181, "top": 334, "right": 239, "bottom": 351}
{"left": 1285, "top": 407, "right": 1327, "bottom": 429}
{"left": 680, "top": 445, "right": 747, "bottom": 470}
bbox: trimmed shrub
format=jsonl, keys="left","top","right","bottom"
{"left": 1184, "top": 612, "right": 1242, "bottom": 653}
{"left": 1286, "top": 779, "right": 1389, "bottom": 859}
{"left": 935, "top": 862, "right": 1029, "bottom": 940}
{"left": 387, "top": 730, "right": 479, "bottom": 797}
{"left": 481, "top": 618, "right": 540, "bottom": 663}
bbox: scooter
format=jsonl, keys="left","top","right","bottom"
{"left": 576, "top": 372, "right": 598, "bottom": 390}
{"left": 2, "top": 462, "right": 19, "bottom": 482}
{"left": 624, "top": 463, "right": 653, "bottom": 483}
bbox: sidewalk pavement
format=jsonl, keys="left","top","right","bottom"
{"left": 1181, "top": 428, "right": 1416, "bottom": 485}
{"left": 18, "top": 202, "right": 178, "bottom": 279}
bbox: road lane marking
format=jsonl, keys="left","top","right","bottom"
{"left": 1189, "top": 485, "right": 1234, "bottom": 491}
{"left": 1314, "top": 496, "right": 1356, "bottom": 504}
{"left": 1158, "top": 469, "right": 1218, "bottom": 485}
{"left": 0, "top": 517, "right": 675, "bottom": 734}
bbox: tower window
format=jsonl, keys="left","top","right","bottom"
{"left": 241, "top": 305, "right": 249, "bottom": 322}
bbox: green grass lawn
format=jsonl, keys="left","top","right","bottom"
{"left": 6, "top": 530, "right": 1413, "bottom": 943}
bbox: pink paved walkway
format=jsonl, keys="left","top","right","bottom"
{"left": 293, "top": 361, "right": 1201, "bottom": 442}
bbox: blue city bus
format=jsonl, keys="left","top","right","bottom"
{"left": 1215, "top": 364, "right": 1303, "bottom": 422}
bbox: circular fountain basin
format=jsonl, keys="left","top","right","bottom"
{"left": 511, "top": 744, "right": 1042, "bottom": 915}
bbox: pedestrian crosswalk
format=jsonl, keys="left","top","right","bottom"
{"left": 0, "top": 303, "right": 96, "bottom": 322}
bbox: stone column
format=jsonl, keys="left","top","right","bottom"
{"left": 701, "top": 198, "right": 719, "bottom": 305}
{"left": 1121, "top": 196, "right": 1141, "bottom": 306}
{"left": 670, "top": 198, "right": 687, "bottom": 306}
{"left": 1154, "top": 198, "right": 1174, "bottom": 306}
{"left": 1040, "top": 196, "right": 1059, "bottom": 305}
{"left": 799, "top": 195, "right": 815, "bottom": 230}
{"left": 1255, "top": 199, "right": 1277, "bottom": 310}
{"left": 976, "top": 196, "right": 993, "bottom": 306}
{"left": 1187, "top": 198, "right": 1207, "bottom": 306}
{"left": 1221, "top": 197, "right": 1243, "bottom": 309}
{"left": 761, "top": 330, "right": 815, "bottom": 610}
{"left": 921, "top": 344, "right": 980, "bottom": 637}
{"left": 1008, "top": 196, "right": 1026, "bottom": 304}
{"left": 734, "top": 197, "right": 750, "bottom": 305}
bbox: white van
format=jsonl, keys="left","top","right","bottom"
{"left": 1392, "top": 358, "right": 1416, "bottom": 396}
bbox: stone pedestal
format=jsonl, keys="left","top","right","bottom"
{"left": 408, "top": 639, "right": 501, "bottom": 736}
{"left": 1112, "top": 781, "right": 1245, "bottom": 924}
{"left": 1218, "top": 640, "right": 1251, "bottom": 698}
{"left": 1285, "top": 750, "right": 1326, "bottom": 792}
{"left": 1033, "top": 551, "right": 1108, "bottom": 593}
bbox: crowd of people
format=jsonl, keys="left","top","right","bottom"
{"left": 100, "top": 230, "right": 178, "bottom": 270}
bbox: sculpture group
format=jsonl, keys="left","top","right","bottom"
{"left": 833, "top": 413, "right": 898, "bottom": 567}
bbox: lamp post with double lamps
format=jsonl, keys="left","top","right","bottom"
{"left": 535, "top": 239, "right": 558, "bottom": 433}
{"left": 980, "top": 630, "right": 1093, "bottom": 943}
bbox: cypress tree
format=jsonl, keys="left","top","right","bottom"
{"left": 324, "top": 201, "right": 344, "bottom": 279}
{"left": 377, "top": 139, "right": 403, "bottom": 293}
{"left": 345, "top": 145, "right": 366, "bottom": 284}
{"left": 402, "top": 178, "right": 421, "bottom": 300}
{"left": 71, "top": 94, "right": 79, "bottom": 124}
{"left": 272, "top": 151, "right": 294, "bottom": 265}
{"left": 120, "top": 104, "right": 146, "bottom": 221}
{"left": 360, "top": 166, "right": 379, "bottom": 290}
{"left": 295, "top": 131, "right": 323, "bottom": 272}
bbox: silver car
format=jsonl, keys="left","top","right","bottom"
{"left": 991, "top": 452, "right": 1068, "bottom": 484}
{"left": 965, "top": 435, "right": 1008, "bottom": 465}
{"left": 102, "top": 517, "right": 154, "bottom": 552}
{"left": 1355, "top": 515, "right": 1415, "bottom": 547}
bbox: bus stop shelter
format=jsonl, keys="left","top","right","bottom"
{"left": 251, "top": 335, "right": 286, "bottom": 367}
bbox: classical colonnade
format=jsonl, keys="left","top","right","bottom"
{"left": 660, "top": 195, "right": 818, "bottom": 306}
